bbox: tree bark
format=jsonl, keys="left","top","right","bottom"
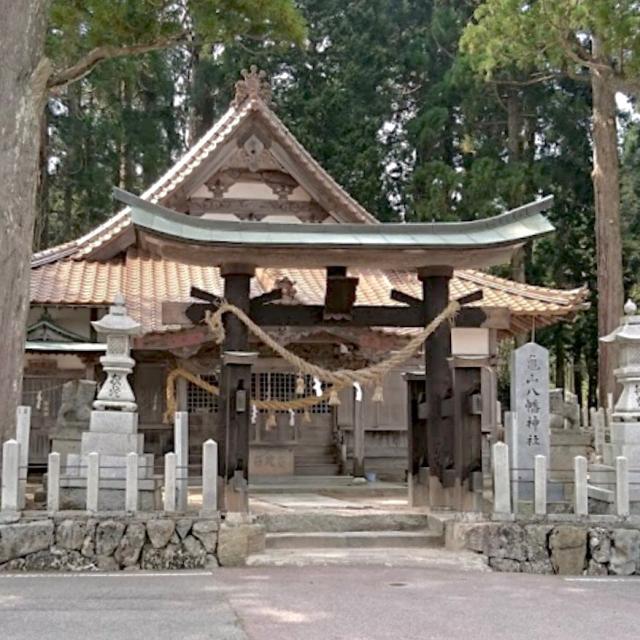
{"left": 590, "top": 40, "right": 624, "bottom": 408}
{"left": 505, "top": 86, "right": 529, "bottom": 346}
{"left": 0, "top": 0, "right": 51, "bottom": 442}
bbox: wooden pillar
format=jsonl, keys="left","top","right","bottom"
{"left": 419, "top": 266, "right": 456, "bottom": 505}
{"left": 218, "top": 263, "right": 255, "bottom": 512}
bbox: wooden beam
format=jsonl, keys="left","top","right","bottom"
{"left": 390, "top": 289, "right": 421, "bottom": 307}
{"left": 456, "top": 290, "right": 484, "bottom": 305}
{"left": 162, "top": 301, "right": 510, "bottom": 329}
{"left": 190, "top": 286, "right": 222, "bottom": 304}
{"left": 186, "top": 197, "right": 327, "bottom": 221}
{"left": 208, "top": 169, "right": 298, "bottom": 188}
{"left": 390, "top": 288, "right": 483, "bottom": 308}
{"left": 324, "top": 268, "right": 359, "bottom": 320}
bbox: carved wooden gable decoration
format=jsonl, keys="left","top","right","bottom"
{"left": 161, "top": 67, "right": 375, "bottom": 225}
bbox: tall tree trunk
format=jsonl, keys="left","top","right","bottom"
{"left": 0, "top": 0, "right": 51, "bottom": 442}
{"left": 33, "top": 106, "right": 50, "bottom": 251}
{"left": 505, "top": 86, "right": 529, "bottom": 345}
{"left": 591, "top": 42, "right": 624, "bottom": 408}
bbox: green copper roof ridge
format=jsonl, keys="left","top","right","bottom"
{"left": 113, "top": 187, "right": 554, "bottom": 247}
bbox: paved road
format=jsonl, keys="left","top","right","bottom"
{"left": 0, "top": 567, "right": 639, "bottom": 640}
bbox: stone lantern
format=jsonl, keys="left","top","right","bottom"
{"left": 92, "top": 292, "right": 141, "bottom": 412}
{"left": 600, "top": 299, "right": 640, "bottom": 421}
{"left": 60, "top": 294, "right": 160, "bottom": 510}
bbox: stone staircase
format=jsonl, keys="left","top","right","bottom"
{"left": 245, "top": 510, "right": 489, "bottom": 569}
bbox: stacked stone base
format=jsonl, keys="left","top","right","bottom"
{"left": 61, "top": 410, "right": 161, "bottom": 510}
{"left": 0, "top": 513, "right": 265, "bottom": 571}
{"left": 448, "top": 515, "right": 640, "bottom": 575}
{"left": 58, "top": 484, "right": 160, "bottom": 511}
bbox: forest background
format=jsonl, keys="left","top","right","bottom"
{"left": 36, "top": 0, "right": 640, "bottom": 407}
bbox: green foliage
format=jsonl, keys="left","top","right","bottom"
{"left": 47, "top": 0, "right": 306, "bottom": 64}
{"left": 460, "top": 0, "right": 640, "bottom": 82}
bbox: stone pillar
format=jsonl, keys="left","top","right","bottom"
{"left": 47, "top": 452, "right": 60, "bottom": 513}
{"left": 615, "top": 456, "right": 630, "bottom": 517}
{"left": 507, "top": 342, "right": 550, "bottom": 508}
{"left": 219, "top": 264, "right": 255, "bottom": 513}
{"left": 164, "top": 452, "right": 176, "bottom": 513}
{"left": 201, "top": 439, "right": 218, "bottom": 515}
{"left": 419, "top": 266, "right": 457, "bottom": 508}
{"left": 493, "top": 441, "right": 511, "bottom": 514}
{"left": 126, "top": 452, "right": 139, "bottom": 513}
{"left": 174, "top": 411, "right": 189, "bottom": 512}
{"left": 86, "top": 452, "right": 100, "bottom": 513}
{"left": 534, "top": 454, "right": 547, "bottom": 515}
{"left": 1, "top": 440, "right": 19, "bottom": 514}
{"left": 352, "top": 385, "right": 365, "bottom": 477}
{"left": 16, "top": 405, "right": 30, "bottom": 509}
{"left": 574, "top": 455, "right": 588, "bottom": 516}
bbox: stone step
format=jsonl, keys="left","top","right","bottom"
{"left": 257, "top": 511, "right": 439, "bottom": 534}
{"left": 246, "top": 547, "right": 489, "bottom": 571}
{"left": 251, "top": 474, "right": 354, "bottom": 486}
{"left": 265, "top": 530, "right": 443, "bottom": 550}
{"left": 295, "top": 463, "right": 341, "bottom": 475}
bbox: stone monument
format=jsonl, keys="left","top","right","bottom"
{"left": 590, "top": 299, "right": 640, "bottom": 508}
{"left": 50, "top": 379, "right": 97, "bottom": 464}
{"left": 506, "top": 342, "right": 551, "bottom": 505}
{"left": 60, "top": 294, "right": 161, "bottom": 510}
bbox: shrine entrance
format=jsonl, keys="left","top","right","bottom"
{"left": 116, "top": 187, "right": 555, "bottom": 513}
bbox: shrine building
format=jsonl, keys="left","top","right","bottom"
{"left": 25, "top": 68, "right": 587, "bottom": 510}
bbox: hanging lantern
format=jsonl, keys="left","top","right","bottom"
{"left": 295, "top": 374, "right": 305, "bottom": 396}
{"left": 328, "top": 388, "right": 341, "bottom": 406}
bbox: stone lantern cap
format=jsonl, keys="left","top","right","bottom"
{"left": 600, "top": 299, "right": 640, "bottom": 344}
{"left": 91, "top": 293, "right": 141, "bottom": 336}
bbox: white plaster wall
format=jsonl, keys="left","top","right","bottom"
{"left": 225, "top": 182, "right": 276, "bottom": 199}
{"left": 452, "top": 327, "right": 490, "bottom": 356}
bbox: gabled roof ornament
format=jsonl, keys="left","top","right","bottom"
{"left": 233, "top": 65, "right": 272, "bottom": 107}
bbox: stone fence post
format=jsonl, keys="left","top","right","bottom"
{"left": 174, "top": 412, "right": 189, "bottom": 512}
{"left": 574, "top": 455, "right": 588, "bottom": 516}
{"left": 126, "top": 452, "right": 139, "bottom": 513}
{"left": 164, "top": 452, "right": 176, "bottom": 513}
{"left": 16, "top": 405, "right": 30, "bottom": 509}
{"left": 493, "top": 442, "right": 511, "bottom": 514}
{"left": 201, "top": 439, "right": 218, "bottom": 515}
{"left": 47, "top": 452, "right": 60, "bottom": 513}
{"left": 86, "top": 452, "right": 100, "bottom": 513}
{"left": 534, "top": 454, "right": 547, "bottom": 516}
{"left": 615, "top": 456, "right": 630, "bottom": 517}
{"left": 1, "top": 440, "right": 20, "bottom": 513}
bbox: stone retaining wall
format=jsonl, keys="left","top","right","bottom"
{"left": 0, "top": 512, "right": 265, "bottom": 571}
{"left": 447, "top": 515, "right": 640, "bottom": 575}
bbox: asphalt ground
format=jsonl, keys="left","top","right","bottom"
{"left": 0, "top": 567, "right": 638, "bottom": 640}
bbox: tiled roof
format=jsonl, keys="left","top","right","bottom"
{"left": 32, "top": 97, "right": 377, "bottom": 267}
{"left": 30, "top": 251, "right": 588, "bottom": 336}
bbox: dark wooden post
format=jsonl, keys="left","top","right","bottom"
{"left": 419, "top": 266, "right": 457, "bottom": 505}
{"left": 218, "top": 263, "right": 255, "bottom": 512}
